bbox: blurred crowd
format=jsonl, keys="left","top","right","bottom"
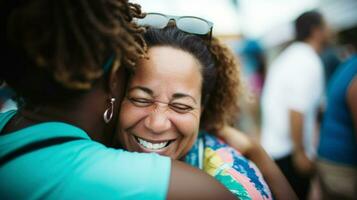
{"left": 231, "top": 11, "right": 357, "bottom": 200}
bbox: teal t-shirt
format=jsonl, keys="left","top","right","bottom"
{"left": 0, "top": 110, "right": 171, "bottom": 199}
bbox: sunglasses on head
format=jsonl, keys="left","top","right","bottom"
{"left": 136, "top": 12, "right": 213, "bottom": 39}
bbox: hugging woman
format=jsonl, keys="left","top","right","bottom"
{"left": 115, "top": 13, "right": 296, "bottom": 200}
{"left": 0, "top": 1, "right": 236, "bottom": 199}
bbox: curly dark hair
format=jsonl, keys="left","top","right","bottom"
{"left": 142, "top": 26, "right": 241, "bottom": 133}
{"left": 1, "top": 0, "right": 146, "bottom": 104}
{"left": 201, "top": 37, "right": 241, "bottom": 132}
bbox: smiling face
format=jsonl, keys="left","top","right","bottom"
{"left": 117, "top": 46, "right": 203, "bottom": 159}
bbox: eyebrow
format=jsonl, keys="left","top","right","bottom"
{"left": 128, "top": 86, "right": 197, "bottom": 104}
{"left": 172, "top": 93, "right": 198, "bottom": 104}
{"left": 128, "top": 86, "right": 153, "bottom": 95}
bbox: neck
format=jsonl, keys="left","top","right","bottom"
{"left": 304, "top": 38, "right": 322, "bottom": 53}
{"left": 23, "top": 101, "right": 101, "bottom": 139}
{"left": 11, "top": 87, "right": 115, "bottom": 145}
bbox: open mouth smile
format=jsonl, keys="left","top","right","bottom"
{"left": 133, "top": 135, "right": 175, "bottom": 151}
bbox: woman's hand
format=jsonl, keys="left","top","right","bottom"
{"left": 292, "top": 150, "right": 315, "bottom": 175}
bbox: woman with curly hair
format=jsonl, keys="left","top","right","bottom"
{"left": 206, "top": 36, "right": 297, "bottom": 200}
{"left": 0, "top": 2, "right": 237, "bottom": 199}
{"left": 116, "top": 15, "right": 296, "bottom": 199}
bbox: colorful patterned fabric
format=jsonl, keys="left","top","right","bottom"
{"left": 185, "top": 131, "right": 273, "bottom": 200}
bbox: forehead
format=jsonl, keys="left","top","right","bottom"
{"left": 130, "top": 46, "right": 203, "bottom": 94}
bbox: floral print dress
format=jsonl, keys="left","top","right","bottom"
{"left": 185, "top": 131, "right": 273, "bottom": 200}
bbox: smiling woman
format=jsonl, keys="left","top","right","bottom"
{"left": 0, "top": 1, "right": 239, "bottom": 199}
{"left": 115, "top": 25, "right": 274, "bottom": 199}
{"left": 119, "top": 46, "right": 202, "bottom": 159}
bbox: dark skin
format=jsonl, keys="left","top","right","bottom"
{"left": 346, "top": 70, "right": 357, "bottom": 200}
{"left": 2, "top": 63, "right": 236, "bottom": 200}
{"left": 289, "top": 24, "right": 329, "bottom": 176}
{"left": 290, "top": 110, "right": 315, "bottom": 175}
{"left": 347, "top": 77, "right": 357, "bottom": 140}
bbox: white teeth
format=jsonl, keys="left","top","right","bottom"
{"left": 137, "top": 137, "right": 168, "bottom": 150}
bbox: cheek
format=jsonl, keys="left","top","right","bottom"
{"left": 172, "top": 111, "right": 201, "bottom": 138}
{"left": 119, "top": 101, "right": 146, "bottom": 129}
{"left": 170, "top": 112, "right": 201, "bottom": 158}
{"left": 118, "top": 101, "right": 149, "bottom": 150}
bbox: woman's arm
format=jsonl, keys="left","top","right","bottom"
{"left": 244, "top": 139, "right": 297, "bottom": 200}
{"left": 347, "top": 77, "right": 357, "bottom": 140}
{"left": 167, "top": 159, "right": 237, "bottom": 200}
{"left": 219, "top": 126, "right": 297, "bottom": 200}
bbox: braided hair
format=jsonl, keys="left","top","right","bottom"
{"left": 1, "top": 0, "right": 146, "bottom": 104}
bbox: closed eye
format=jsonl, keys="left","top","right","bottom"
{"left": 128, "top": 97, "right": 153, "bottom": 107}
{"left": 169, "top": 103, "right": 194, "bottom": 113}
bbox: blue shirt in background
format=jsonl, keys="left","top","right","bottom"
{"left": 318, "top": 55, "right": 357, "bottom": 166}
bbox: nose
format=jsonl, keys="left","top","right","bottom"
{"left": 144, "top": 106, "right": 171, "bottom": 134}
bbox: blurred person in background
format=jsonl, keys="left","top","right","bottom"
{"left": 339, "top": 27, "right": 357, "bottom": 60}
{"left": 320, "top": 46, "right": 342, "bottom": 89}
{"left": 317, "top": 30, "right": 357, "bottom": 199}
{"left": 237, "top": 39, "right": 267, "bottom": 97}
{"left": 232, "top": 39, "right": 267, "bottom": 136}
{"left": 260, "top": 10, "right": 329, "bottom": 199}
